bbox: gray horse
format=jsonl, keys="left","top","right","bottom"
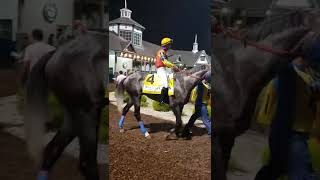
{"left": 24, "top": 31, "right": 107, "bottom": 180}
{"left": 212, "top": 10, "right": 320, "bottom": 180}
{"left": 115, "top": 65, "right": 210, "bottom": 138}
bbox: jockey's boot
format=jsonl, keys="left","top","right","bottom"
{"left": 160, "top": 87, "right": 168, "bottom": 104}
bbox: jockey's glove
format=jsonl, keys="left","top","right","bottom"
{"left": 163, "top": 60, "right": 175, "bottom": 68}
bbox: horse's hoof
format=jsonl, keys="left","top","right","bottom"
{"left": 182, "top": 133, "right": 192, "bottom": 140}
{"left": 176, "top": 132, "right": 183, "bottom": 138}
{"left": 165, "top": 133, "right": 178, "bottom": 140}
{"left": 169, "top": 128, "right": 175, "bottom": 133}
{"left": 119, "top": 128, "right": 125, "bottom": 133}
{"left": 144, "top": 132, "right": 151, "bottom": 139}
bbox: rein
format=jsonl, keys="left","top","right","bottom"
{"left": 174, "top": 65, "right": 210, "bottom": 80}
{"left": 215, "top": 25, "right": 304, "bottom": 57}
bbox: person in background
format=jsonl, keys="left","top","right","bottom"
{"left": 22, "top": 29, "right": 56, "bottom": 85}
{"left": 10, "top": 35, "right": 30, "bottom": 77}
{"left": 182, "top": 70, "right": 212, "bottom": 139}
{"left": 116, "top": 70, "right": 126, "bottom": 86}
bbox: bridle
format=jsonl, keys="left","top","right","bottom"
{"left": 214, "top": 24, "right": 308, "bottom": 57}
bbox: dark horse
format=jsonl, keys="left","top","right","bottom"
{"left": 115, "top": 65, "right": 210, "bottom": 138}
{"left": 212, "top": 10, "right": 320, "bottom": 180}
{"left": 24, "top": 31, "right": 107, "bottom": 180}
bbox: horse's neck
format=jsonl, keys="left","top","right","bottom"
{"left": 212, "top": 29, "right": 305, "bottom": 125}
{"left": 184, "top": 70, "right": 207, "bottom": 91}
{"left": 172, "top": 70, "right": 202, "bottom": 104}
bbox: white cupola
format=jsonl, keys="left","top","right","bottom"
{"left": 120, "top": 0, "right": 132, "bottom": 18}
{"left": 192, "top": 34, "right": 199, "bottom": 53}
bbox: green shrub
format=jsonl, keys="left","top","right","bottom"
{"left": 47, "top": 93, "right": 64, "bottom": 130}
{"left": 152, "top": 101, "right": 171, "bottom": 112}
{"left": 141, "top": 95, "right": 147, "bottom": 102}
{"left": 123, "top": 92, "right": 148, "bottom": 107}
{"left": 141, "top": 95, "right": 148, "bottom": 107}
{"left": 123, "top": 91, "right": 130, "bottom": 103}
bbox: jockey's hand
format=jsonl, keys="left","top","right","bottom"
{"left": 173, "top": 66, "right": 179, "bottom": 72}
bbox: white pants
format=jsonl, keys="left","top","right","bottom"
{"left": 157, "top": 67, "right": 168, "bottom": 88}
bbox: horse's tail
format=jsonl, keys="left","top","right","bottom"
{"left": 115, "top": 79, "right": 125, "bottom": 113}
{"left": 24, "top": 51, "right": 55, "bottom": 164}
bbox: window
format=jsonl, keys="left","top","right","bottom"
{"left": 133, "top": 33, "right": 142, "bottom": 46}
{"left": 119, "top": 30, "right": 132, "bottom": 41}
{"left": 0, "top": 20, "right": 12, "bottom": 40}
{"left": 200, "top": 55, "right": 206, "bottom": 61}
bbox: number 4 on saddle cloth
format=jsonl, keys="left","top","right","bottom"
{"left": 142, "top": 74, "right": 174, "bottom": 96}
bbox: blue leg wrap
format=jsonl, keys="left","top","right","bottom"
{"left": 139, "top": 121, "right": 147, "bottom": 134}
{"left": 118, "top": 115, "right": 125, "bottom": 128}
{"left": 37, "top": 170, "right": 48, "bottom": 180}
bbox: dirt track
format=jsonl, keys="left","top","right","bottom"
{"left": 109, "top": 104, "right": 211, "bottom": 179}
{"left": 0, "top": 128, "right": 107, "bottom": 180}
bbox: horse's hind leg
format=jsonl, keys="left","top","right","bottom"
{"left": 118, "top": 101, "right": 133, "bottom": 132}
{"left": 171, "top": 105, "right": 183, "bottom": 137}
{"left": 78, "top": 106, "right": 100, "bottom": 180}
{"left": 132, "top": 96, "right": 150, "bottom": 138}
{"left": 38, "top": 108, "right": 76, "bottom": 178}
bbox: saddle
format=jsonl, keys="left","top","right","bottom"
{"left": 142, "top": 74, "right": 174, "bottom": 96}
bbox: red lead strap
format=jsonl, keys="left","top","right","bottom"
{"left": 216, "top": 25, "right": 303, "bottom": 57}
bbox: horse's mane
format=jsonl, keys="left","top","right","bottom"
{"left": 242, "top": 10, "right": 306, "bottom": 41}
{"left": 212, "top": 10, "right": 311, "bottom": 75}
{"left": 179, "top": 65, "right": 208, "bottom": 74}
{"left": 53, "top": 30, "right": 107, "bottom": 66}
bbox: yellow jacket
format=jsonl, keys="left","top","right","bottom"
{"left": 256, "top": 63, "right": 320, "bottom": 134}
{"left": 191, "top": 82, "right": 211, "bottom": 105}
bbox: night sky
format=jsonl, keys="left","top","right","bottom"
{"left": 109, "top": 0, "right": 211, "bottom": 54}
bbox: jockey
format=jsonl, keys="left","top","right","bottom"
{"left": 156, "top": 37, "right": 177, "bottom": 104}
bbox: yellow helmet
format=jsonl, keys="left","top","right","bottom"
{"left": 161, "top": 37, "right": 173, "bottom": 46}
